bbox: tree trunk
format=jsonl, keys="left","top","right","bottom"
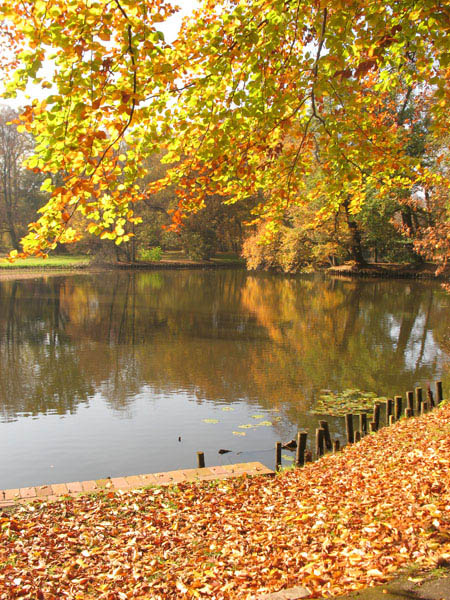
{"left": 343, "top": 197, "right": 366, "bottom": 266}
{"left": 5, "top": 204, "right": 19, "bottom": 250}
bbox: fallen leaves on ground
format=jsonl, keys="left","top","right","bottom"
{"left": 1, "top": 405, "right": 449, "bottom": 599}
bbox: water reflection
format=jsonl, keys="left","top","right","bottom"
{"left": 0, "top": 270, "right": 448, "bottom": 486}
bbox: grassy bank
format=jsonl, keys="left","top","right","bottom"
{"left": 1, "top": 403, "right": 449, "bottom": 598}
{"left": 0, "top": 251, "right": 243, "bottom": 272}
{"left": 0, "top": 255, "right": 91, "bottom": 270}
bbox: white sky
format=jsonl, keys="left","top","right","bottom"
{"left": 160, "top": 0, "right": 200, "bottom": 43}
{"left": 1, "top": 1, "right": 200, "bottom": 109}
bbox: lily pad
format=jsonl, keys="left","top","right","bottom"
{"left": 313, "top": 389, "right": 388, "bottom": 416}
{"left": 282, "top": 454, "right": 294, "bottom": 461}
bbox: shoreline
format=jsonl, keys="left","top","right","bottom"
{"left": 0, "top": 259, "right": 447, "bottom": 282}
{"left": 2, "top": 401, "right": 448, "bottom": 598}
{"left": 327, "top": 261, "right": 449, "bottom": 281}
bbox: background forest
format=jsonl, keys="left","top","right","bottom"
{"left": 0, "top": 100, "right": 447, "bottom": 272}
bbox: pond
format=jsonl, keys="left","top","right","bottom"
{"left": 0, "top": 269, "right": 449, "bottom": 489}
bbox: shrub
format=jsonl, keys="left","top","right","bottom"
{"left": 138, "top": 246, "right": 163, "bottom": 262}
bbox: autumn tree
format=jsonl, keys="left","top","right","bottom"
{"left": 0, "top": 1, "right": 448, "bottom": 261}
{"left": 0, "top": 106, "right": 46, "bottom": 251}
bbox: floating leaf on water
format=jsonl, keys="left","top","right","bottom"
{"left": 251, "top": 415, "right": 264, "bottom": 419}
{"left": 232, "top": 431, "right": 246, "bottom": 436}
{"left": 313, "top": 389, "right": 388, "bottom": 416}
{"left": 257, "top": 421, "right": 273, "bottom": 427}
{"left": 221, "top": 407, "right": 234, "bottom": 411}
{"left": 282, "top": 454, "right": 294, "bottom": 461}
{"left": 202, "top": 418, "right": 219, "bottom": 424}
{"left": 238, "top": 424, "right": 254, "bottom": 429}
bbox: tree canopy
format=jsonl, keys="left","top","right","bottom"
{"left": 0, "top": 0, "right": 449, "bottom": 259}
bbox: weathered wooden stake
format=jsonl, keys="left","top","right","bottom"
{"left": 394, "top": 396, "right": 402, "bottom": 421}
{"left": 427, "top": 384, "right": 435, "bottom": 408}
{"left": 359, "top": 413, "right": 367, "bottom": 436}
{"left": 389, "top": 414, "right": 395, "bottom": 426}
{"left": 405, "top": 407, "right": 413, "bottom": 418}
{"left": 406, "top": 391, "right": 414, "bottom": 416}
{"left": 354, "top": 430, "right": 361, "bottom": 442}
{"left": 333, "top": 439, "right": 340, "bottom": 452}
{"left": 295, "top": 431, "right": 308, "bottom": 467}
{"left": 369, "top": 421, "right": 376, "bottom": 433}
{"left": 415, "top": 388, "right": 423, "bottom": 414}
{"left": 422, "top": 401, "right": 429, "bottom": 414}
{"left": 436, "top": 381, "right": 443, "bottom": 404}
{"left": 345, "top": 414, "right": 354, "bottom": 444}
{"left": 319, "top": 420, "right": 332, "bottom": 451}
{"left": 386, "top": 399, "right": 394, "bottom": 425}
{"left": 373, "top": 403, "right": 381, "bottom": 431}
{"left": 316, "top": 428, "right": 325, "bottom": 458}
{"left": 197, "top": 452, "right": 206, "bottom": 468}
{"left": 275, "top": 442, "right": 282, "bottom": 471}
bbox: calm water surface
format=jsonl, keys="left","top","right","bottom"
{"left": 0, "top": 269, "right": 449, "bottom": 488}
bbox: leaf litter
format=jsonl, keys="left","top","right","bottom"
{"left": 1, "top": 404, "right": 449, "bottom": 599}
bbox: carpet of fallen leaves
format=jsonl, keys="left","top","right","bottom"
{"left": 1, "top": 405, "right": 450, "bottom": 600}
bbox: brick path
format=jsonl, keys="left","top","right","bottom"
{"left": 0, "top": 462, "right": 274, "bottom": 509}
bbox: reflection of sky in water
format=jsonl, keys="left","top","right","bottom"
{"left": 404, "top": 331, "right": 441, "bottom": 370}
{"left": 388, "top": 311, "right": 443, "bottom": 370}
{"left": 0, "top": 271, "right": 449, "bottom": 488}
{"left": 1, "top": 391, "right": 296, "bottom": 488}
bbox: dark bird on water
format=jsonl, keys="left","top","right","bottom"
{"left": 218, "top": 449, "right": 232, "bottom": 454}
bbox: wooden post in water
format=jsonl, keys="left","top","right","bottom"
{"left": 275, "top": 442, "right": 282, "bottom": 471}
{"left": 406, "top": 391, "right": 414, "bottom": 416}
{"left": 369, "top": 421, "right": 376, "bottom": 433}
{"left": 405, "top": 407, "right": 413, "bottom": 418}
{"left": 373, "top": 403, "right": 381, "bottom": 431}
{"left": 355, "top": 431, "right": 361, "bottom": 442}
{"left": 295, "top": 431, "right": 308, "bottom": 467}
{"left": 427, "top": 384, "right": 435, "bottom": 408}
{"left": 359, "top": 413, "right": 367, "bottom": 437}
{"left": 316, "top": 428, "right": 325, "bottom": 458}
{"left": 389, "top": 415, "right": 395, "bottom": 426}
{"left": 386, "top": 399, "right": 394, "bottom": 425}
{"left": 333, "top": 439, "right": 340, "bottom": 452}
{"left": 319, "top": 420, "right": 332, "bottom": 451}
{"left": 394, "top": 396, "right": 402, "bottom": 421}
{"left": 197, "top": 452, "right": 206, "bottom": 468}
{"left": 415, "top": 388, "right": 423, "bottom": 415}
{"left": 436, "top": 381, "right": 443, "bottom": 404}
{"left": 345, "top": 414, "right": 354, "bottom": 444}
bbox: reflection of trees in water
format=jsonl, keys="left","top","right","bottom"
{"left": 0, "top": 271, "right": 448, "bottom": 423}
{"left": 0, "top": 278, "right": 92, "bottom": 421}
{"left": 241, "top": 275, "right": 449, "bottom": 396}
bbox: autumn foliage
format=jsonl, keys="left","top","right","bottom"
{"left": 0, "top": 0, "right": 448, "bottom": 261}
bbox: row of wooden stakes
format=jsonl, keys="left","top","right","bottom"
{"left": 274, "top": 380, "right": 444, "bottom": 471}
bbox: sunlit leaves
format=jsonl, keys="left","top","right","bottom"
{"left": 1, "top": 0, "right": 449, "bottom": 257}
